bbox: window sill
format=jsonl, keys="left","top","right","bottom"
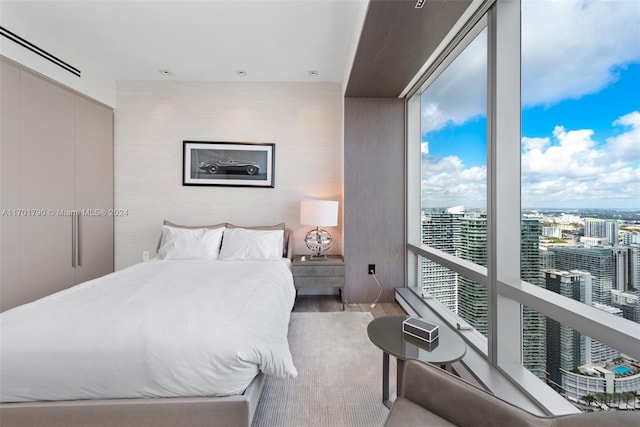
{"left": 395, "top": 287, "right": 580, "bottom": 416}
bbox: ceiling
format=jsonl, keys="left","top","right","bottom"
{"left": 345, "top": 0, "right": 471, "bottom": 97}
{"left": 0, "top": 0, "right": 368, "bottom": 83}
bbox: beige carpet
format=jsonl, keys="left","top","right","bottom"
{"left": 251, "top": 312, "right": 391, "bottom": 427}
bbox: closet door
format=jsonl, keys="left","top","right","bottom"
{"left": 19, "top": 70, "right": 76, "bottom": 302}
{"left": 74, "top": 96, "right": 114, "bottom": 284}
{"left": 0, "top": 61, "right": 21, "bottom": 311}
{"left": 1, "top": 61, "right": 114, "bottom": 311}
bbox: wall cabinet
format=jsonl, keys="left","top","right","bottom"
{"left": 0, "top": 59, "right": 114, "bottom": 311}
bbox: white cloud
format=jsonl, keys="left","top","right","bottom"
{"left": 419, "top": 1, "right": 640, "bottom": 208}
{"left": 422, "top": 156, "right": 486, "bottom": 208}
{"left": 522, "top": 136, "right": 550, "bottom": 153}
{"left": 521, "top": 0, "right": 640, "bottom": 107}
{"left": 522, "top": 126, "right": 605, "bottom": 178}
{"left": 421, "top": 29, "right": 487, "bottom": 134}
{"left": 421, "top": 0, "right": 640, "bottom": 130}
{"left": 423, "top": 111, "right": 640, "bottom": 208}
{"left": 421, "top": 103, "right": 448, "bottom": 135}
{"left": 421, "top": 141, "right": 430, "bottom": 155}
{"left": 521, "top": 111, "right": 640, "bottom": 207}
{"left": 606, "top": 111, "right": 640, "bottom": 160}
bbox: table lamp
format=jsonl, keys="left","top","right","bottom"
{"left": 300, "top": 200, "right": 338, "bottom": 260}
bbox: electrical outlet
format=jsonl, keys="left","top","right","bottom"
{"left": 368, "top": 264, "right": 375, "bottom": 275}
{"left": 142, "top": 251, "right": 150, "bottom": 261}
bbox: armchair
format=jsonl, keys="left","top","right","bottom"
{"left": 384, "top": 359, "right": 640, "bottom": 427}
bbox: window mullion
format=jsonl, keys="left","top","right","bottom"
{"left": 488, "top": 0, "right": 523, "bottom": 368}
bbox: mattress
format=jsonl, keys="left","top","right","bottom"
{"left": 0, "top": 259, "right": 298, "bottom": 402}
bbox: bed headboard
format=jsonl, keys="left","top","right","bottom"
{"left": 284, "top": 229, "right": 293, "bottom": 261}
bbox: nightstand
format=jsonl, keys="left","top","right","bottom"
{"left": 292, "top": 255, "right": 345, "bottom": 310}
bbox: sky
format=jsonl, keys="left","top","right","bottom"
{"left": 420, "top": 0, "right": 640, "bottom": 210}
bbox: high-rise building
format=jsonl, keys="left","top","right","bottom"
{"left": 420, "top": 211, "right": 462, "bottom": 312}
{"left": 457, "top": 212, "right": 488, "bottom": 335}
{"left": 521, "top": 218, "right": 546, "bottom": 379}
{"left": 544, "top": 270, "right": 624, "bottom": 393}
{"left": 611, "top": 290, "right": 640, "bottom": 323}
{"left": 421, "top": 211, "right": 635, "bottom": 389}
{"left": 584, "top": 218, "right": 606, "bottom": 238}
{"left": 610, "top": 247, "right": 640, "bottom": 322}
{"left": 548, "top": 247, "right": 614, "bottom": 305}
{"left": 522, "top": 218, "right": 542, "bottom": 285}
{"left": 540, "top": 249, "right": 555, "bottom": 271}
{"left": 544, "top": 270, "right": 591, "bottom": 389}
{"left": 421, "top": 211, "right": 554, "bottom": 375}
{"left": 622, "top": 232, "right": 640, "bottom": 245}
{"left": 613, "top": 247, "right": 629, "bottom": 291}
{"left": 628, "top": 246, "right": 639, "bottom": 291}
{"left": 605, "top": 221, "right": 620, "bottom": 246}
{"left": 580, "top": 236, "right": 606, "bottom": 248}
{"left": 587, "top": 304, "right": 622, "bottom": 363}
{"left": 542, "top": 226, "right": 561, "bottom": 239}
{"left": 584, "top": 218, "right": 619, "bottom": 245}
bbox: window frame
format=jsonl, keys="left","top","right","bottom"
{"left": 406, "top": 0, "right": 640, "bottom": 414}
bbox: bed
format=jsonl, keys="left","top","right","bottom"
{"left": 0, "top": 222, "right": 297, "bottom": 427}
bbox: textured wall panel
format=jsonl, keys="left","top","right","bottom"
{"left": 344, "top": 98, "right": 405, "bottom": 303}
{"left": 115, "top": 81, "right": 343, "bottom": 269}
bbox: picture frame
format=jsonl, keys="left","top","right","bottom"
{"left": 182, "top": 141, "right": 275, "bottom": 188}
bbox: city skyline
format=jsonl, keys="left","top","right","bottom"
{"left": 421, "top": 0, "right": 640, "bottom": 210}
{"left": 419, "top": 210, "right": 640, "bottom": 406}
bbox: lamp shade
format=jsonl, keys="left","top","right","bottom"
{"left": 300, "top": 200, "right": 338, "bottom": 227}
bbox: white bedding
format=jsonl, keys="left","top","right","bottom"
{"left": 0, "top": 259, "right": 298, "bottom": 402}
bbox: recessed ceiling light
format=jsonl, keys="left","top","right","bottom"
{"left": 159, "top": 69, "right": 171, "bottom": 76}
{"left": 415, "top": 0, "right": 426, "bottom": 8}
{"left": 308, "top": 70, "right": 318, "bottom": 77}
{"left": 236, "top": 70, "right": 247, "bottom": 77}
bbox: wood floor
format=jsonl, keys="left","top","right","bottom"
{"left": 293, "top": 294, "right": 406, "bottom": 318}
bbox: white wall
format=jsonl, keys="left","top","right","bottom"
{"left": 115, "top": 81, "right": 343, "bottom": 269}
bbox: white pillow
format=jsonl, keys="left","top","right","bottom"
{"left": 219, "top": 228, "right": 284, "bottom": 261}
{"left": 157, "top": 225, "right": 225, "bottom": 260}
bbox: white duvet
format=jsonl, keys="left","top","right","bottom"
{"left": 0, "top": 259, "right": 298, "bottom": 402}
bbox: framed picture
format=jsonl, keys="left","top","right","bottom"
{"left": 182, "top": 141, "right": 275, "bottom": 188}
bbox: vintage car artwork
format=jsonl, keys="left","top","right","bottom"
{"left": 198, "top": 158, "right": 260, "bottom": 175}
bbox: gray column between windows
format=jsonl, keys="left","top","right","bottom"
{"left": 406, "top": 96, "right": 422, "bottom": 288}
{"left": 487, "top": 0, "right": 522, "bottom": 368}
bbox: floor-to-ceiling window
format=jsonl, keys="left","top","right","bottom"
{"left": 419, "top": 26, "right": 488, "bottom": 334}
{"left": 520, "top": 0, "right": 640, "bottom": 401}
{"left": 407, "top": 0, "right": 640, "bottom": 414}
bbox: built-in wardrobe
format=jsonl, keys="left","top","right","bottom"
{"left": 0, "top": 59, "right": 114, "bottom": 311}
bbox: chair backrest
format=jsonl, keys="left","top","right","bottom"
{"left": 400, "top": 359, "right": 550, "bottom": 427}
{"left": 400, "top": 360, "right": 640, "bottom": 427}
